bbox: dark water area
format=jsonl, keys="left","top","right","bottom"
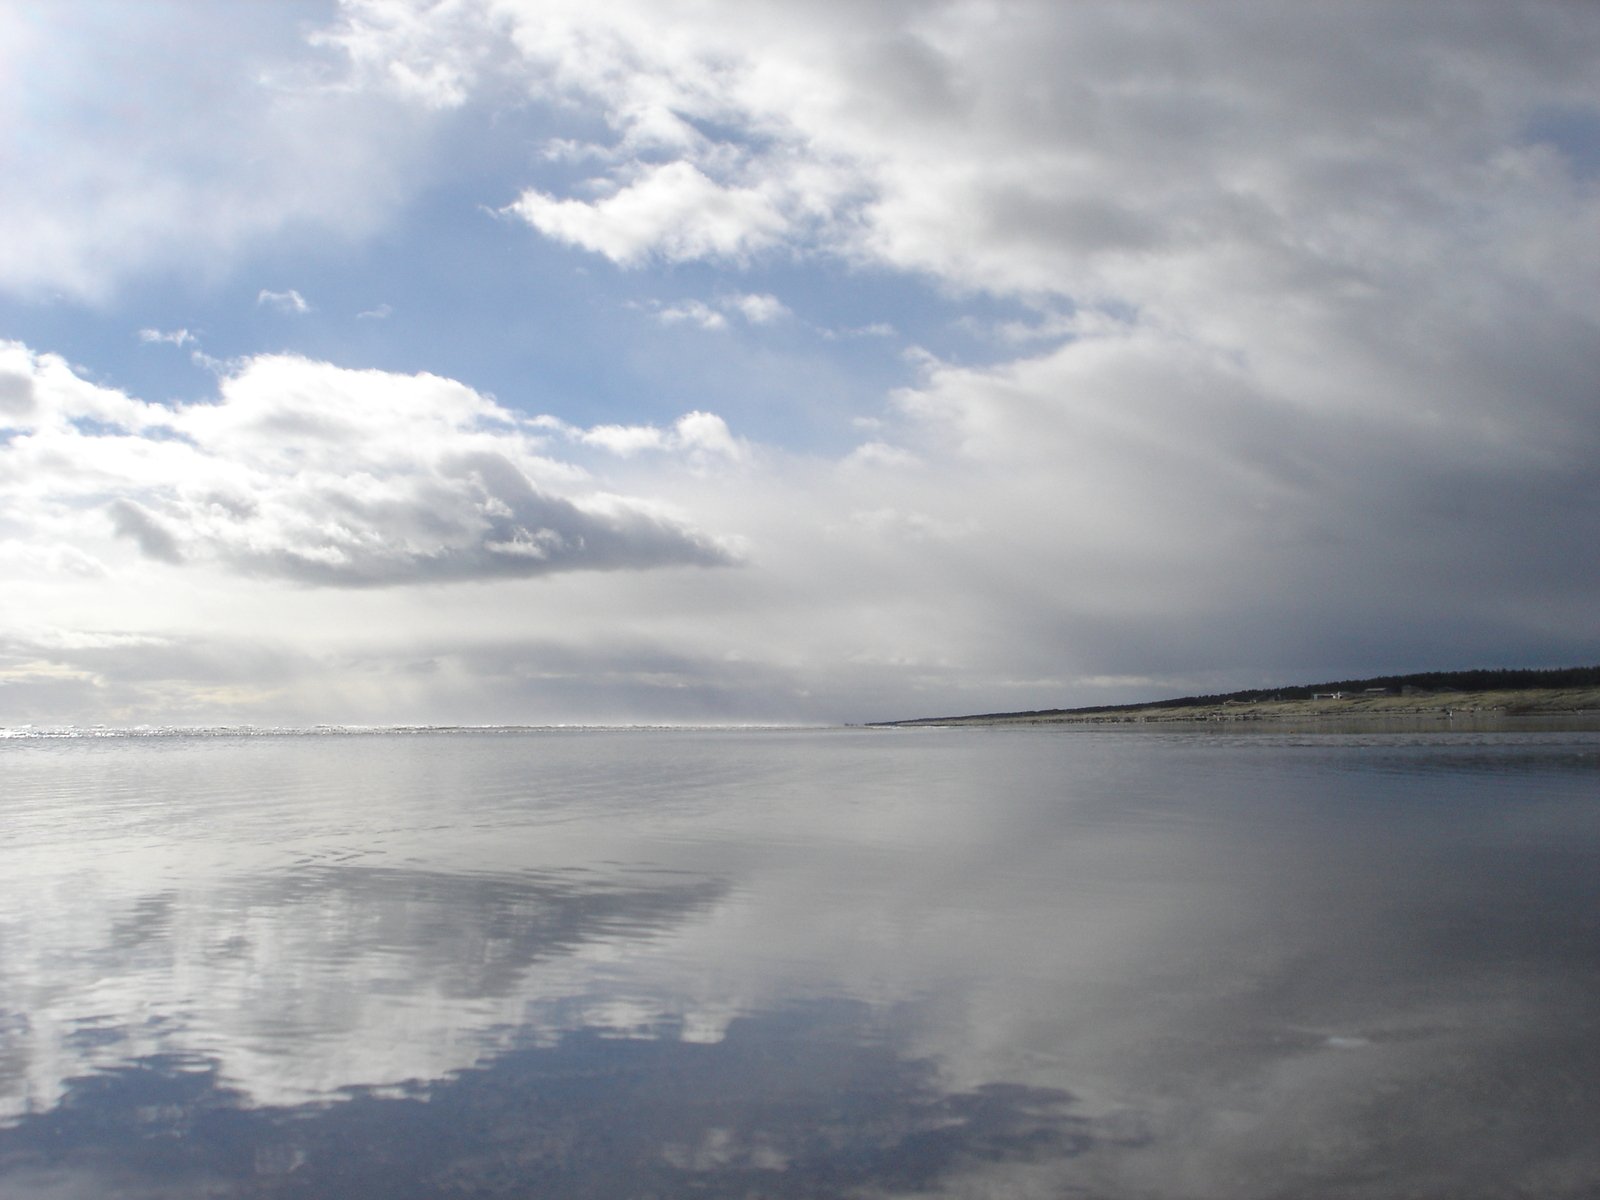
{"left": 1, "top": 724, "right": 1597, "bottom": 1198}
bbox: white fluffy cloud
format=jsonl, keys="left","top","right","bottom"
{"left": 725, "top": 293, "right": 789, "bottom": 324}
{"left": 361, "top": 0, "right": 1600, "bottom": 320}
{"left": 0, "top": 343, "right": 736, "bottom": 588}
{"left": 650, "top": 298, "right": 728, "bottom": 331}
{"left": 562, "top": 410, "right": 747, "bottom": 466}
{"left": 509, "top": 160, "right": 792, "bottom": 266}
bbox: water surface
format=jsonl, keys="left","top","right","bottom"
{"left": 1, "top": 724, "right": 1597, "bottom": 1197}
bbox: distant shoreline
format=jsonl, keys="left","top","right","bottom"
{"left": 873, "top": 685, "right": 1600, "bottom": 728}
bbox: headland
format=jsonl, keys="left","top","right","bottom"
{"left": 874, "top": 668, "right": 1600, "bottom": 727}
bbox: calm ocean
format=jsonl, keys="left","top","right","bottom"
{"left": 2, "top": 723, "right": 1597, "bottom": 1197}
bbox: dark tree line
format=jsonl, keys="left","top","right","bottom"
{"left": 1104, "top": 665, "right": 1600, "bottom": 714}
{"left": 883, "top": 665, "right": 1600, "bottom": 723}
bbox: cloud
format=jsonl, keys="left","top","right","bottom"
{"left": 640, "top": 293, "right": 791, "bottom": 330}
{"left": 0, "top": 366, "right": 35, "bottom": 421}
{"left": 0, "top": 340, "right": 172, "bottom": 434}
{"left": 247, "top": 448, "right": 734, "bottom": 587}
{"left": 843, "top": 507, "right": 977, "bottom": 544}
{"left": 0, "top": 344, "right": 737, "bottom": 589}
{"left": 356, "top": 303, "right": 394, "bottom": 320}
{"left": 724, "top": 293, "right": 789, "bottom": 324}
{"left": 866, "top": 326, "right": 1600, "bottom": 682}
{"left": 0, "top": 3, "right": 455, "bottom": 302}
{"left": 137, "top": 328, "right": 197, "bottom": 347}
{"left": 310, "top": 0, "right": 503, "bottom": 111}
{"left": 0, "top": 542, "right": 107, "bottom": 580}
{"left": 651, "top": 299, "right": 727, "bottom": 331}
{"left": 822, "top": 322, "right": 896, "bottom": 341}
{"left": 4, "top": 3, "right": 1600, "bottom": 724}
{"left": 540, "top": 411, "right": 750, "bottom": 467}
{"left": 406, "top": 0, "right": 1595, "bottom": 658}
{"left": 508, "top": 160, "right": 792, "bottom": 266}
{"left": 107, "top": 499, "right": 184, "bottom": 565}
{"left": 378, "top": 0, "right": 1598, "bottom": 333}
{"left": 257, "top": 288, "right": 312, "bottom": 315}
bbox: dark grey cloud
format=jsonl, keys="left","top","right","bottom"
{"left": 0, "top": 370, "right": 36, "bottom": 421}
{"left": 107, "top": 499, "right": 184, "bottom": 565}
{"left": 227, "top": 452, "right": 735, "bottom": 588}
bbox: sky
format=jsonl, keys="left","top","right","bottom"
{"left": 1, "top": 0, "right": 1598, "bottom": 727}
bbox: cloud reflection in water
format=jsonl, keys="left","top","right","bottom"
{"left": 0, "top": 863, "right": 729, "bottom": 1118}
{"left": 0, "top": 1002, "right": 1143, "bottom": 1200}
{"left": 2, "top": 728, "right": 1599, "bottom": 1197}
